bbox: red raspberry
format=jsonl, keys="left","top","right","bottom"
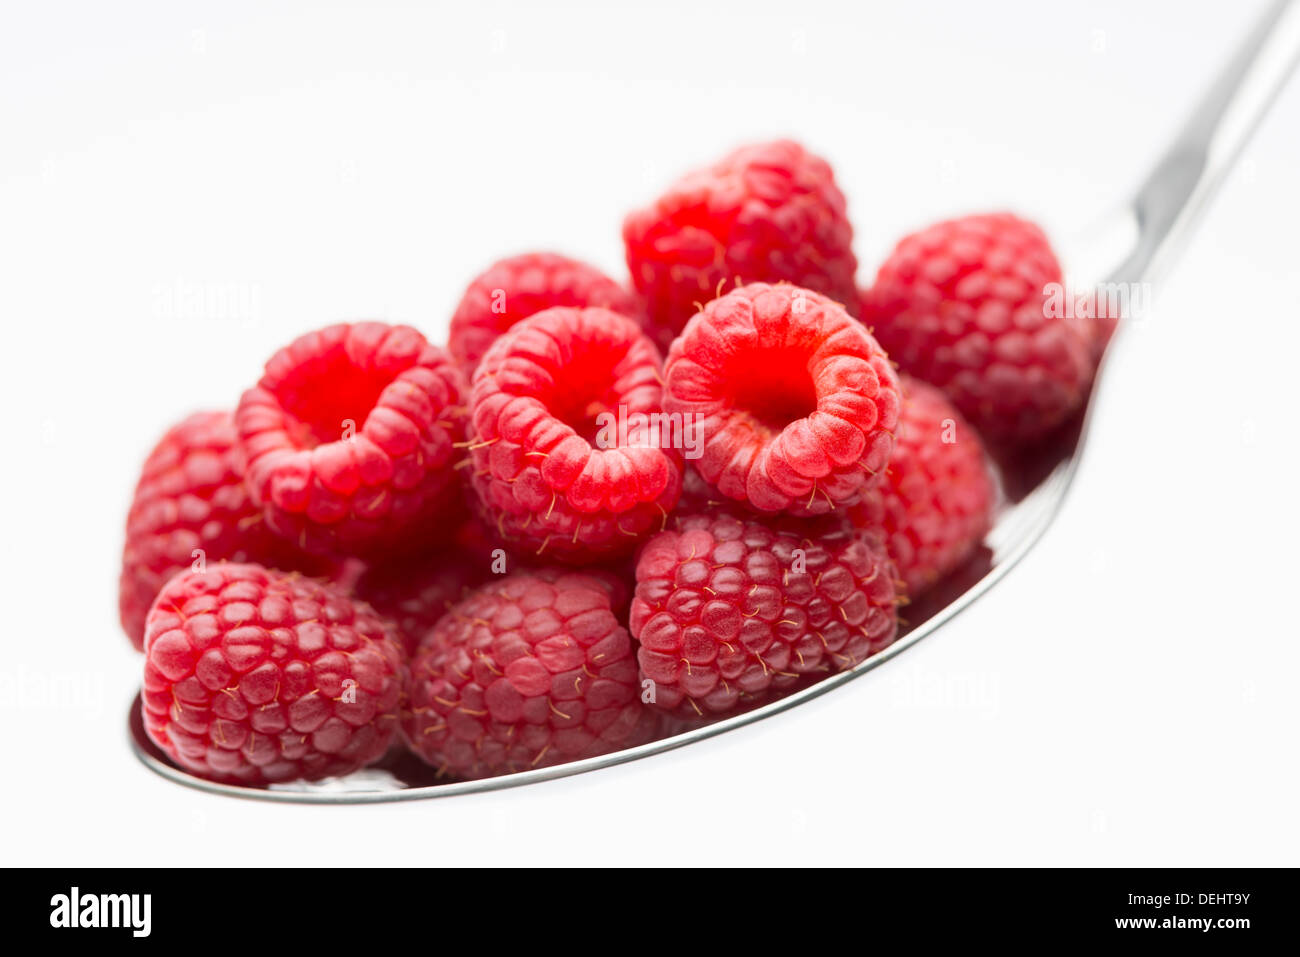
{"left": 402, "top": 569, "right": 647, "bottom": 779}
{"left": 623, "top": 140, "right": 859, "bottom": 350}
{"left": 663, "top": 282, "right": 901, "bottom": 516}
{"left": 449, "top": 252, "right": 640, "bottom": 375}
{"left": 468, "top": 306, "right": 682, "bottom": 562}
{"left": 236, "top": 322, "right": 469, "bottom": 557}
{"left": 119, "top": 411, "right": 331, "bottom": 651}
{"left": 861, "top": 213, "right": 1094, "bottom": 442}
{"left": 631, "top": 511, "right": 898, "bottom": 717}
{"left": 849, "top": 376, "right": 995, "bottom": 598}
{"left": 141, "top": 563, "right": 404, "bottom": 784}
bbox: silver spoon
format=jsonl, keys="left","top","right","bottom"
{"left": 130, "top": 0, "right": 1300, "bottom": 802}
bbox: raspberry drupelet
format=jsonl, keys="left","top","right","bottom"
{"left": 235, "top": 322, "right": 469, "bottom": 557}
{"left": 119, "top": 410, "right": 332, "bottom": 650}
{"left": 467, "top": 306, "right": 682, "bottom": 563}
{"left": 662, "top": 282, "right": 902, "bottom": 516}
{"left": 631, "top": 510, "right": 899, "bottom": 718}
{"left": 401, "top": 568, "right": 649, "bottom": 779}
{"left": 141, "top": 563, "right": 405, "bottom": 784}
{"left": 623, "top": 139, "right": 860, "bottom": 350}
{"left": 448, "top": 252, "right": 640, "bottom": 375}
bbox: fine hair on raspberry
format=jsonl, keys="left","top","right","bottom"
{"left": 663, "top": 282, "right": 901, "bottom": 516}
{"left": 236, "top": 322, "right": 469, "bottom": 557}
{"left": 467, "top": 306, "right": 682, "bottom": 562}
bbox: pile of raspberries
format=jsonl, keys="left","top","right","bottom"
{"left": 122, "top": 140, "right": 1110, "bottom": 786}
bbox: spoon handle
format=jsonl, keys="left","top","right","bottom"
{"left": 1114, "top": 0, "right": 1300, "bottom": 284}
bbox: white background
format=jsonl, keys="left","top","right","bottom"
{"left": 3, "top": 0, "right": 1297, "bottom": 866}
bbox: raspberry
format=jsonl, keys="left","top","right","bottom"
{"left": 849, "top": 376, "right": 995, "bottom": 598}
{"left": 623, "top": 140, "right": 859, "bottom": 350}
{"left": 236, "top": 322, "right": 469, "bottom": 557}
{"left": 449, "top": 252, "right": 640, "bottom": 375}
{"left": 861, "top": 213, "right": 1094, "bottom": 442}
{"left": 141, "top": 563, "right": 404, "bottom": 784}
{"left": 401, "top": 569, "right": 647, "bottom": 779}
{"left": 468, "top": 306, "right": 682, "bottom": 562}
{"left": 662, "top": 283, "right": 901, "bottom": 516}
{"left": 630, "top": 511, "right": 898, "bottom": 717}
{"left": 119, "top": 411, "right": 331, "bottom": 651}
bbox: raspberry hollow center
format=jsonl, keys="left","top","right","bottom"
{"left": 276, "top": 351, "right": 393, "bottom": 448}
{"left": 723, "top": 346, "right": 819, "bottom": 434}
{"left": 545, "top": 355, "right": 625, "bottom": 444}
{"left": 509, "top": 324, "right": 657, "bottom": 447}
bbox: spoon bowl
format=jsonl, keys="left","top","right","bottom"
{"left": 129, "top": 391, "right": 1096, "bottom": 802}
